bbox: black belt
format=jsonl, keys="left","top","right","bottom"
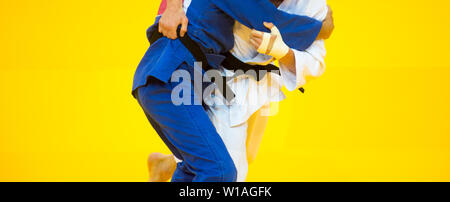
{"left": 221, "top": 52, "right": 279, "bottom": 81}
{"left": 221, "top": 52, "right": 305, "bottom": 93}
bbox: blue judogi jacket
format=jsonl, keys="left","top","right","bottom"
{"left": 132, "top": 0, "right": 322, "bottom": 94}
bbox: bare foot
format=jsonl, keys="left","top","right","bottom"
{"left": 147, "top": 153, "right": 177, "bottom": 182}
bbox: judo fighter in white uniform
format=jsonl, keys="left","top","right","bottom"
{"left": 147, "top": 0, "right": 333, "bottom": 182}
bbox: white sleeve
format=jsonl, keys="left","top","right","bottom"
{"left": 279, "top": 40, "right": 326, "bottom": 91}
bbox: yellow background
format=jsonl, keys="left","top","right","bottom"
{"left": 1, "top": 0, "right": 449, "bottom": 182}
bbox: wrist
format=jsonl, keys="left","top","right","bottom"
{"left": 167, "top": 0, "right": 183, "bottom": 10}
{"left": 270, "top": 43, "right": 290, "bottom": 60}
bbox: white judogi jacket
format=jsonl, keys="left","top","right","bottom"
{"left": 185, "top": 0, "right": 328, "bottom": 182}
{"left": 207, "top": 0, "right": 328, "bottom": 127}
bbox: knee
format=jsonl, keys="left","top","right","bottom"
{"left": 219, "top": 161, "right": 237, "bottom": 182}
{"left": 206, "top": 158, "right": 237, "bottom": 182}
{"left": 192, "top": 158, "right": 237, "bottom": 182}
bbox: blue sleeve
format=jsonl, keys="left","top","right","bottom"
{"left": 211, "top": 0, "right": 322, "bottom": 51}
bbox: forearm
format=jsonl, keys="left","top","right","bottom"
{"left": 317, "top": 5, "right": 334, "bottom": 40}
{"left": 278, "top": 49, "right": 296, "bottom": 73}
{"left": 211, "top": 0, "right": 321, "bottom": 51}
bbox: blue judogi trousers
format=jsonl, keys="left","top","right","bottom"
{"left": 135, "top": 67, "right": 237, "bottom": 182}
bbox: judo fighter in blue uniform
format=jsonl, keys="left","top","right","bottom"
{"left": 132, "top": 0, "right": 322, "bottom": 182}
